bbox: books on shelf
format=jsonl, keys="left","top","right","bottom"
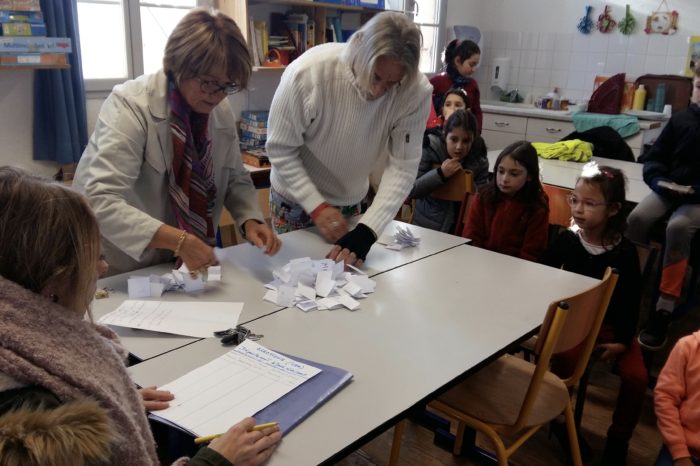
{"left": 1, "top": 21, "right": 46, "bottom": 36}
{"left": 0, "top": 36, "right": 71, "bottom": 53}
{"left": 0, "top": 51, "right": 66, "bottom": 66}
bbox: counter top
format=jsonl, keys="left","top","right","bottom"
{"left": 481, "top": 101, "right": 663, "bottom": 130}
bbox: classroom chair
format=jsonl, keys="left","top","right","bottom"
{"left": 389, "top": 268, "right": 618, "bottom": 466}
{"left": 429, "top": 168, "right": 474, "bottom": 235}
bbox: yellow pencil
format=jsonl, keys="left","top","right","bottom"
{"left": 193, "top": 422, "right": 279, "bottom": 444}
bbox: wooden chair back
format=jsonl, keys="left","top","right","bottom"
{"left": 534, "top": 267, "right": 618, "bottom": 389}
{"left": 431, "top": 167, "right": 475, "bottom": 235}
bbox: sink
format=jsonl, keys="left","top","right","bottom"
{"left": 481, "top": 100, "right": 535, "bottom": 109}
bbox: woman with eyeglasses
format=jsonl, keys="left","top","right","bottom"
{"left": 74, "top": 9, "right": 280, "bottom": 275}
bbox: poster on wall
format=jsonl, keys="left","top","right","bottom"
{"left": 686, "top": 36, "right": 700, "bottom": 77}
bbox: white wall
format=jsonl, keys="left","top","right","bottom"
{"left": 4, "top": 0, "right": 700, "bottom": 172}
{"left": 448, "top": 0, "right": 700, "bottom": 102}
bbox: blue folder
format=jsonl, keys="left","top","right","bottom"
{"left": 254, "top": 354, "right": 353, "bottom": 434}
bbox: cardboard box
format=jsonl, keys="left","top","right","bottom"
{"left": 0, "top": 10, "right": 44, "bottom": 23}
{"left": 242, "top": 149, "right": 270, "bottom": 168}
{"left": 2, "top": 22, "right": 47, "bottom": 36}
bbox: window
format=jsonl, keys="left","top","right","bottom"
{"left": 386, "top": 0, "right": 445, "bottom": 73}
{"left": 77, "top": 0, "right": 198, "bottom": 92}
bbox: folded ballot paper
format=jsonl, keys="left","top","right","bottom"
{"left": 149, "top": 340, "right": 352, "bottom": 437}
{"left": 126, "top": 264, "right": 222, "bottom": 299}
{"left": 377, "top": 225, "right": 421, "bottom": 250}
{"left": 262, "top": 258, "right": 376, "bottom": 312}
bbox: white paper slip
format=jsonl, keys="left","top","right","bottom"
{"left": 151, "top": 340, "right": 321, "bottom": 437}
{"left": 128, "top": 276, "right": 151, "bottom": 299}
{"left": 208, "top": 266, "right": 222, "bottom": 281}
{"left": 98, "top": 300, "right": 242, "bottom": 338}
{"left": 276, "top": 285, "right": 296, "bottom": 307}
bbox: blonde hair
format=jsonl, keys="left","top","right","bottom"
{"left": 343, "top": 11, "right": 422, "bottom": 93}
{"left": 0, "top": 167, "right": 101, "bottom": 315}
{"left": 163, "top": 8, "right": 252, "bottom": 89}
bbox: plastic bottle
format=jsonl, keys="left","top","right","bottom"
{"left": 632, "top": 84, "right": 647, "bottom": 111}
{"left": 655, "top": 83, "right": 666, "bottom": 113}
{"left": 545, "top": 88, "right": 561, "bottom": 110}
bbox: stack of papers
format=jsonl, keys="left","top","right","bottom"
{"left": 262, "top": 258, "right": 376, "bottom": 312}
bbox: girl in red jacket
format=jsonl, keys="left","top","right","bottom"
{"left": 462, "top": 141, "right": 549, "bottom": 261}
{"left": 654, "top": 329, "right": 700, "bottom": 465}
{"left": 430, "top": 39, "right": 482, "bottom": 132}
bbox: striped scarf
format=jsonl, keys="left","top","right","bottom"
{"left": 167, "top": 79, "right": 217, "bottom": 245}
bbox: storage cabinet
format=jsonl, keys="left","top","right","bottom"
{"left": 482, "top": 113, "right": 527, "bottom": 151}
{"left": 525, "top": 118, "right": 575, "bottom": 143}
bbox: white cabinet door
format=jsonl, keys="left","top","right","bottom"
{"left": 482, "top": 129, "right": 527, "bottom": 152}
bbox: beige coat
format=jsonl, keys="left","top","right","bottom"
{"left": 74, "top": 70, "right": 263, "bottom": 274}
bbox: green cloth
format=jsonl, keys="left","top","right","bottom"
{"left": 572, "top": 112, "right": 641, "bottom": 138}
{"left": 532, "top": 139, "right": 593, "bottom": 162}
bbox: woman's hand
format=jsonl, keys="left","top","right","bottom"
{"left": 326, "top": 245, "right": 362, "bottom": 267}
{"left": 314, "top": 206, "right": 348, "bottom": 242}
{"left": 243, "top": 220, "right": 282, "bottom": 256}
{"left": 178, "top": 234, "right": 218, "bottom": 274}
{"left": 138, "top": 386, "right": 174, "bottom": 411}
{"left": 598, "top": 343, "right": 626, "bottom": 362}
{"left": 209, "top": 417, "right": 282, "bottom": 466}
{"left": 441, "top": 158, "right": 462, "bottom": 178}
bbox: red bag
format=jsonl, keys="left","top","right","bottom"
{"left": 588, "top": 73, "right": 626, "bottom": 114}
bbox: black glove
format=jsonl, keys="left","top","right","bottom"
{"left": 335, "top": 223, "right": 377, "bottom": 261}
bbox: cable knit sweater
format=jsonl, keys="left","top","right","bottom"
{"left": 266, "top": 43, "right": 432, "bottom": 235}
{"left": 655, "top": 330, "right": 700, "bottom": 460}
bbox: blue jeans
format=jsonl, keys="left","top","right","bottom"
{"left": 654, "top": 444, "right": 700, "bottom": 466}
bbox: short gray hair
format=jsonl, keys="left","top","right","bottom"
{"left": 343, "top": 12, "right": 422, "bottom": 92}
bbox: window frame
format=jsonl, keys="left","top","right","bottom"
{"left": 79, "top": 0, "right": 205, "bottom": 95}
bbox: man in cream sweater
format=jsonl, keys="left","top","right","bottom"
{"left": 266, "top": 11, "right": 432, "bottom": 266}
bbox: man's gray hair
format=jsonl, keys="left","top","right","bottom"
{"left": 343, "top": 12, "right": 422, "bottom": 92}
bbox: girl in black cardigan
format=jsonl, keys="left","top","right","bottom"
{"left": 540, "top": 163, "right": 645, "bottom": 466}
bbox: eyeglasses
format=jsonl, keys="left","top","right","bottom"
{"left": 566, "top": 194, "right": 609, "bottom": 210}
{"left": 197, "top": 78, "right": 240, "bottom": 95}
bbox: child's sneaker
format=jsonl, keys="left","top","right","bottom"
{"left": 638, "top": 310, "right": 672, "bottom": 350}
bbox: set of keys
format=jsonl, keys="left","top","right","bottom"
{"left": 213, "top": 325, "right": 264, "bottom": 346}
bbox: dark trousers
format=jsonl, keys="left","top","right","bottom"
{"left": 551, "top": 324, "right": 648, "bottom": 442}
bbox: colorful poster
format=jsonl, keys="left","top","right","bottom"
{"left": 686, "top": 36, "right": 700, "bottom": 77}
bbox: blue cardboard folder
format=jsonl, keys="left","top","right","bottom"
{"left": 254, "top": 353, "right": 353, "bottom": 434}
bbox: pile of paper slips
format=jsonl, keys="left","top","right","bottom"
{"left": 263, "top": 258, "right": 376, "bottom": 312}
{"left": 127, "top": 264, "right": 221, "bottom": 298}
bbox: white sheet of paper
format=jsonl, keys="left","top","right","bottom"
{"left": 150, "top": 282, "right": 165, "bottom": 297}
{"left": 98, "top": 300, "right": 242, "bottom": 337}
{"left": 348, "top": 274, "right": 376, "bottom": 294}
{"left": 296, "top": 299, "right": 318, "bottom": 312}
{"left": 337, "top": 293, "right": 360, "bottom": 311}
{"left": 263, "top": 289, "right": 278, "bottom": 304}
{"left": 208, "top": 266, "right": 222, "bottom": 281}
{"left": 342, "top": 281, "right": 363, "bottom": 297}
{"left": 151, "top": 340, "right": 321, "bottom": 436}
{"left": 297, "top": 283, "right": 316, "bottom": 301}
{"left": 315, "top": 270, "right": 334, "bottom": 298}
{"left": 276, "top": 284, "right": 296, "bottom": 307}
{"left": 183, "top": 274, "right": 205, "bottom": 293}
{"left": 318, "top": 297, "right": 342, "bottom": 310}
{"left": 128, "top": 276, "right": 151, "bottom": 299}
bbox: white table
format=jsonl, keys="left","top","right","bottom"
{"left": 487, "top": 150, "right": 650, "bottom": 203}
{"left": 129, "top": 244, "right": 597, "bottom": 465}
{"left": 94, "top": 221, "right": 466, "bottom": 361}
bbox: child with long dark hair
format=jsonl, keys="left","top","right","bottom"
{"left": 540, "top": 162, "right": 646, "bottom": 465}
{"left": 411, "top": 109, "right": 487, "bottom": 232}
{"left": 463, "top": 141, "right": 549, "bottom": 261}
{"left": 430, "top": 39, "right": 482, "bottom": 132}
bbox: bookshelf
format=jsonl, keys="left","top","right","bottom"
{"left": 220, "top": 0, "right": 384, "bottom": 68}
{"left": 0, "top": 63, "right": 69, "bottom": 70}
